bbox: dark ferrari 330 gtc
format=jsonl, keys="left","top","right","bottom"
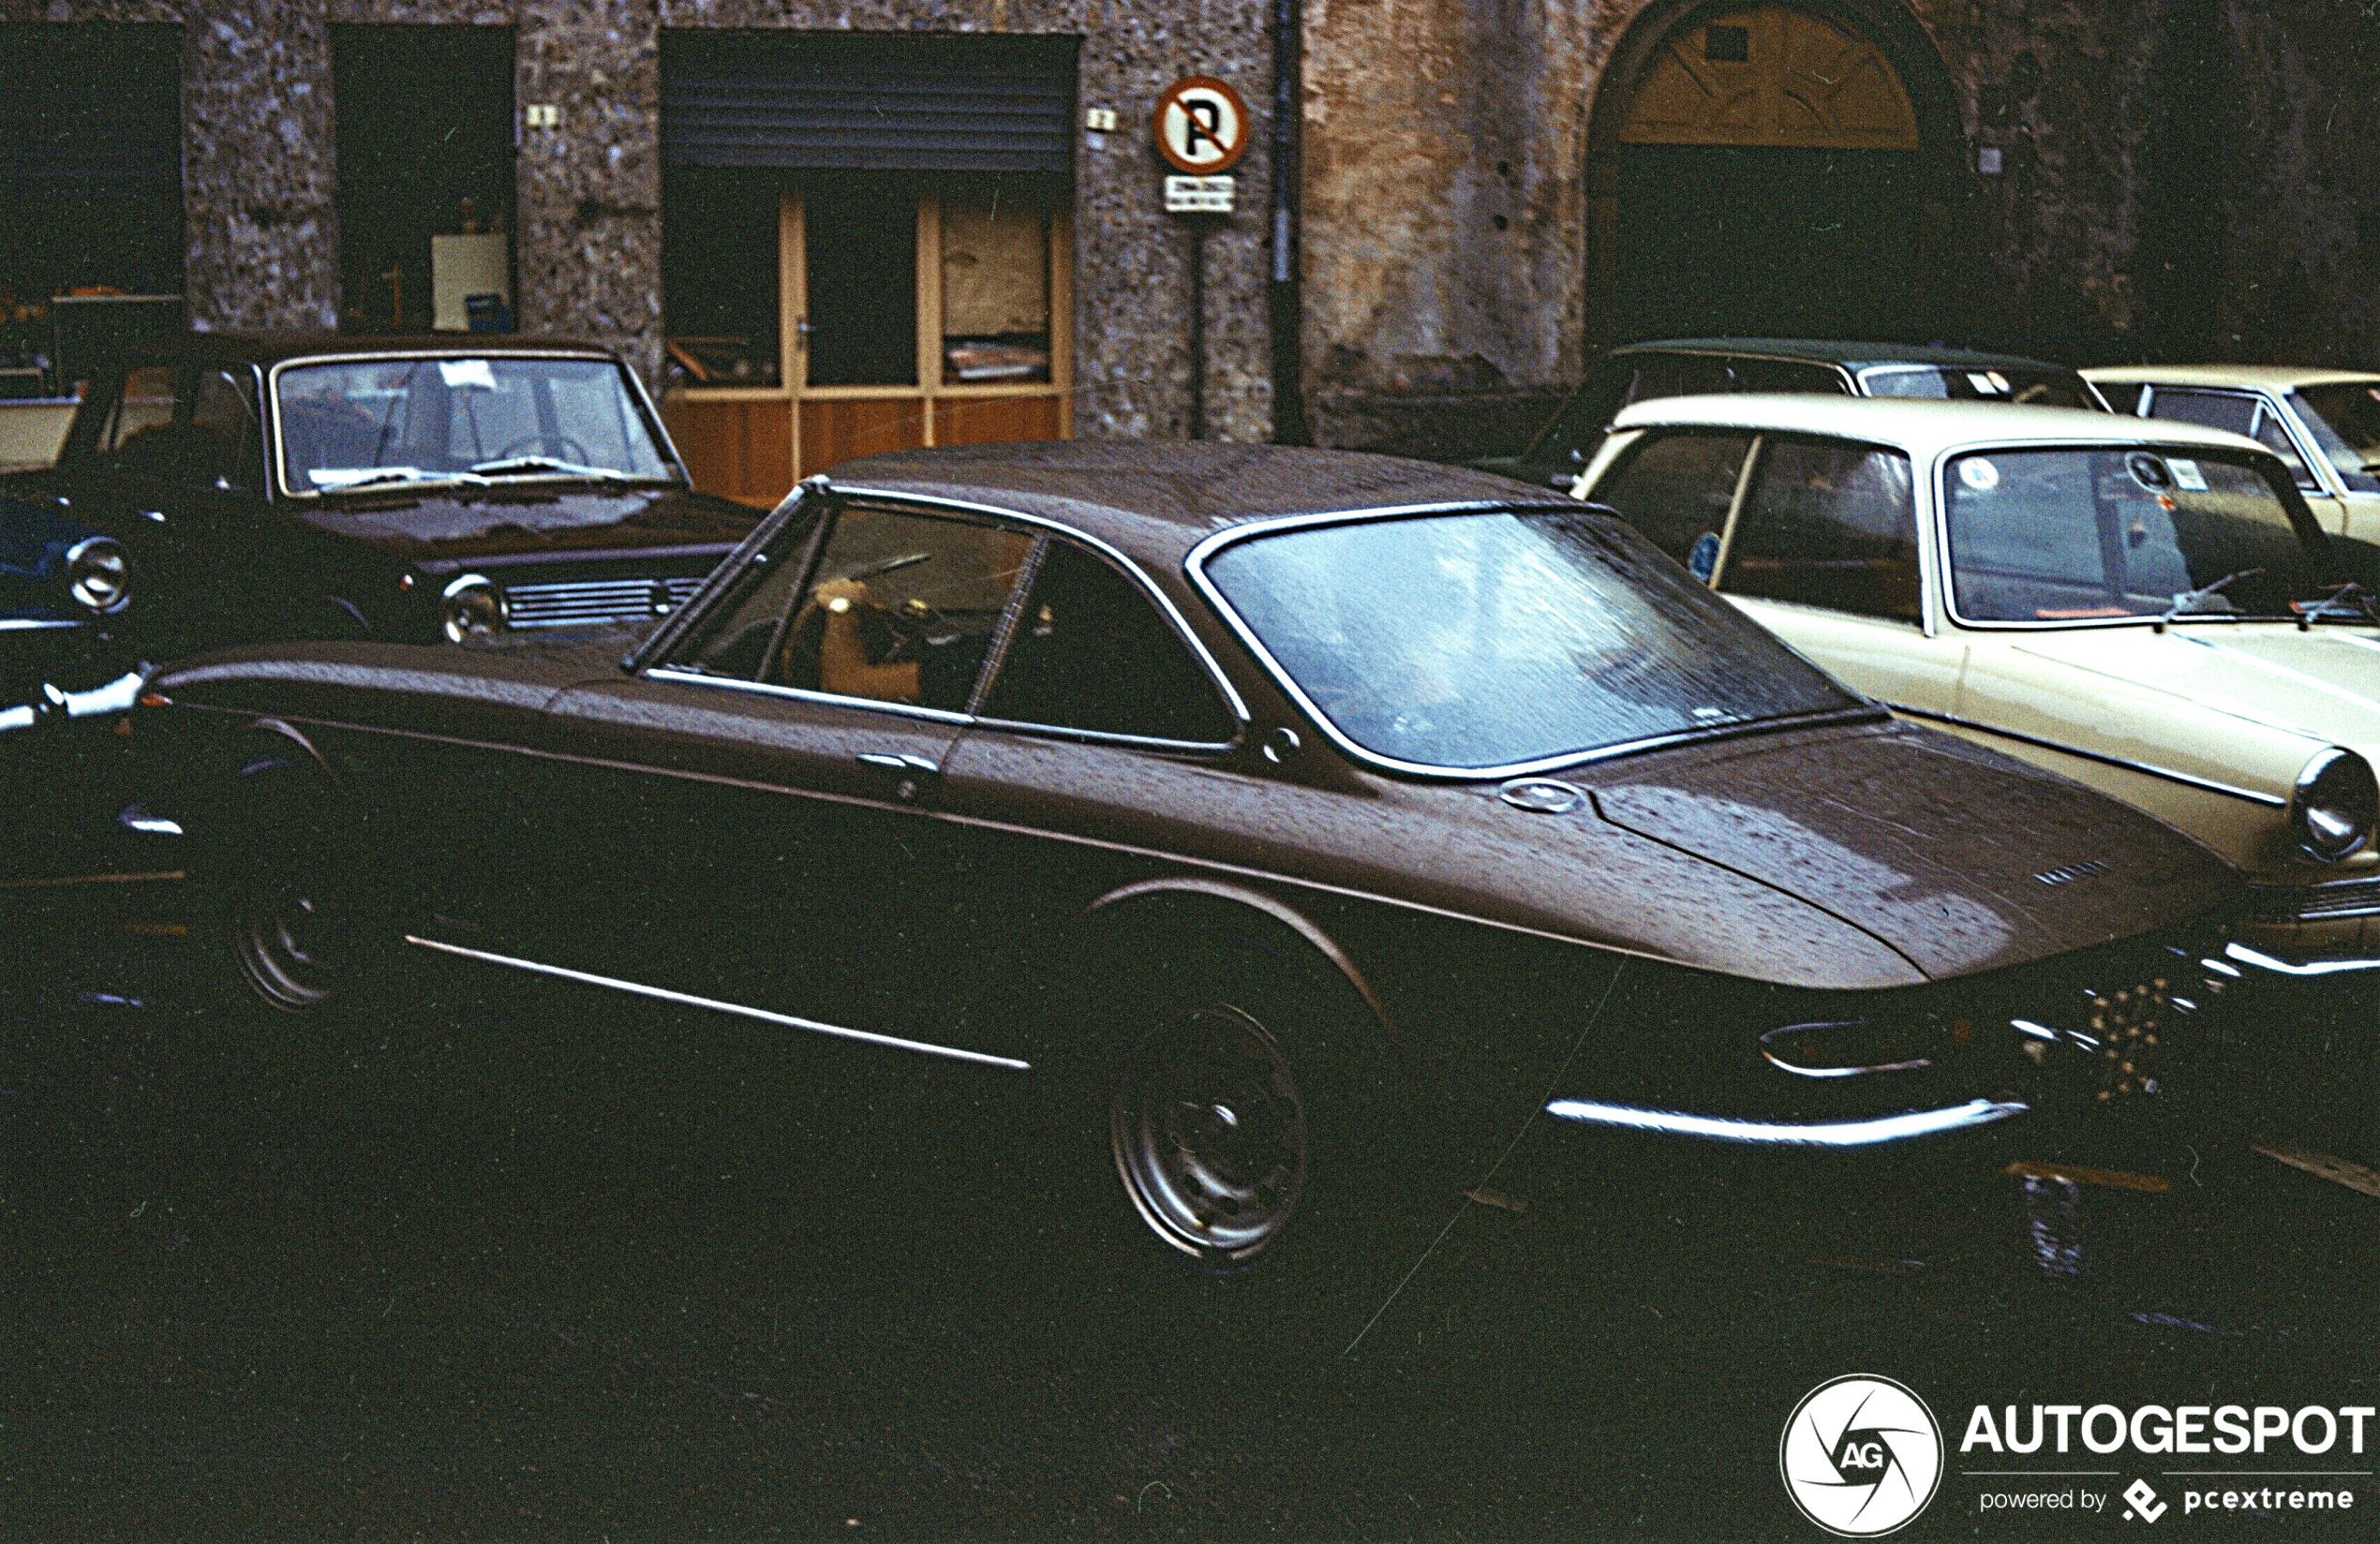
{"left": 135, "top": 444, "right": 2246, "bottom": 1299}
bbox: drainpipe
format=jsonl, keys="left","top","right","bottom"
{"left": 1269, "top": 0, "right": 1310, "bottom": 443}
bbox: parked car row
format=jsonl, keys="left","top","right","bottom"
{"left": 3, "top": 332, "right": 2373, "bottom": 1316}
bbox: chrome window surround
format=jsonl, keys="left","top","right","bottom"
{"left": 2139, "top": 385, "right": 2328, "bottom": 495}
{"left": 1855, "top": 362, "right": 2112, "bottom": 412}
{"left": 1926, "top": 437, "right": 2332, "bottom": 633}
{"left": 1183, "top": 501, "right": 1885, "bottom": 782}
{"left": 638, "top": 480, "right": 1250, "bottom": 753}
{"left": 262, "top": 349, "right": 691, "bottom": 500}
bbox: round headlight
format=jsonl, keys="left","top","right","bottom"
{"left": 2289, "top": 747, "right": 2377, "bottom": 862}
{"left": 64, "top": 536, "right": 129, "bottom": 615}
{"left": 440, "top": 573, "right": 508, "bottom": 643}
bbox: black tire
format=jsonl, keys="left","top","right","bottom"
{"left": 1038, "top": 926, "right": 1435, "bottom": 1359}
{"left": 192, "top": 741, "right": 390, "bottom": 1040}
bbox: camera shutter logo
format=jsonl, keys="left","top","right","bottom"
{"left": 1779, "top": 1375, "right": 1943, "bottom": 1536}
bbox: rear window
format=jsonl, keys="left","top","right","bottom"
{"left": 1199, "top": 508, "right": 1862, "bottom": 773}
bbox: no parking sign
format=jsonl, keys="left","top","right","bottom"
{"left": 1153, "top": 76, "right": 1250, "bottom": 174}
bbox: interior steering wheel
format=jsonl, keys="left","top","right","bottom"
{"left": 488, "top": 434, "right": 594, "bottom": 467}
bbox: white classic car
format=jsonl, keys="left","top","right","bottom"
{"left": 1573, "top": 393, "right": 2380, "bottom": 972}
{"left": 2089, "top": 365, "right": 2380, "bottom": 564}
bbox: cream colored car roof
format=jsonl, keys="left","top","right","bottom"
{"left": 2084, "top": 363, "right": 2380, "bottom": 390}
{"left": 1604, "top": 393, "right": 2272, "bottom": 460}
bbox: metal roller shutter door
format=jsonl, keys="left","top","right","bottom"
{"left": 0, "top": 24, "right": 181, "bottom": 206}
{"left": 662, "top": 32, "right": 1076, "bottom": 175}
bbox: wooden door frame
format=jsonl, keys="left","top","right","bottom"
{"left": 1584, "top": 0, "right": 1969, "bottom": 355}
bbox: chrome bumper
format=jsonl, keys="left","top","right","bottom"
{"left": 0, "top": 667, "right": 143, "bottom": 734}
{"left": 2222, "top": 940, "right": 2380, "bottom": 978}
{"left": 1543, "top": 1095, "right": 2030, "bottom": 1147}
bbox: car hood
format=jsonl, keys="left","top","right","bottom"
{"left": 290, "top": 483, "right": 761, "bottom": 562}
{"left": 1578, "top": 720, "right": 2237, "bottom": 981}
{"left": 2004, "top": 625, "right": 2380, "bottom": 754}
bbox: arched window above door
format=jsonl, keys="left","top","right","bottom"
{"left": 1619, "top": 4, "right": 1919, "bottom": 150}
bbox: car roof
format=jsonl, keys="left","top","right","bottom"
{"left": 1606, "top": 393, "right": 2274, "bottom": 458}
{"left": 109, "top": 333, "right": 624, "bottom": 367}
{"left": 1614, "top": 337, "right": 2086, "bottom": 373}
{"left": 2083, "top": 363, "right": 2380, "bottom": 390}
{"left": 823, "top": 442, "right": 1554, "bottom": 571}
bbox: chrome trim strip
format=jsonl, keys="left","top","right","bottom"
{"left": 1183, "top": 502, "right": 1883, "bottom": 780}
{"left": 1883, "top": 703, "right": 2290, "bottom": 807}
{"left": 1543, "top": 1095, "right": 2029, "bottom": 1146}
{"left": 2248, "top": 875, "right": 2380, "bottom": 922}
{"left": 644, "top": 666, "right": 976, "bottom": 727}
{"left": 824, "top": 482, "right": 1255, "bottom": 733}
{"left": 2224, "top": 941, "right": 2380, "bottom": 977}
{"left": 0, "top": 617, "right": 82, "bottom": 631}
{"left": 403, "top": 934, "right": 1032, "bottom": 1071}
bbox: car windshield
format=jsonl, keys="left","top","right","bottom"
{"left": 1942, "top": 447, "right": 2335, "bottom": 624}
{"left": 1199, "top": 508, "right": 1865, "bottom": 773}
{"left": 2289, "top": 383, "right": 2380, "bottom": 495}
{"left": 1857, "top": 364, "right": 2105, "bottom": 409}
{"left": 275, "top": 356, "right": 675, "bottom": 492}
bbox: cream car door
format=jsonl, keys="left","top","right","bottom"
{"left": 1710, "top": 433, "right": 1967, "bottom": 714}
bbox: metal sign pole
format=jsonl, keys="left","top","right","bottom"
{"left": 1188, "top": 221, "right": 1207, "bottom": 439}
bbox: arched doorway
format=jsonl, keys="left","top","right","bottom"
{"left": 1589, "top": 2, "right": 1956, "bottom": 349}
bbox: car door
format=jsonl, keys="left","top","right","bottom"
{"left": 1707, "top": 434, "right": 1969, "bottom": 715}
{"left": 497, "top": 497, "right": 1040, "bottom": 1070}
{"left": 931, "top": 530, "right": 1251, "bottom": 1046}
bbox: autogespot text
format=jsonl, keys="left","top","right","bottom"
{"left": 1962, "top": 1403, "right": 2375, "bottom": 1456}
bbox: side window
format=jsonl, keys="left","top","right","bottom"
{"left": 778, "top": 507, "right": 1034, "bottom": 712}
{"left": 980, "top": 539, "right": 1237, "bottom": 745}
{"left": 1621, "top": 352, "right": 1735, "bottom": 408}
{"left": 1719, "top": 438, "right": 1921, "bottom": 621}
{"left": 1589, "top": 432, "right": 1754, "bottom": 574}
{"left": 1523, "top": 356, "right": 1638, "bottom": 484}
{"left": 2144, "top": 388, "right": 2257, "bottom": 438}
{"left": 1726, "top": 358, "right": 1847, "bottom": 395}
{"left": 188, "top": 368, "right": 263, "bottom": 490}
{"left": 97, "top": 364, "right": 181, "bottom": 458}
{"left": 2248, "top": 401, "right": 2318, "bottom": 489}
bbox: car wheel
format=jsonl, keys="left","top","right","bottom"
{"left": 1044, "top": 931, "right": 1428, "bottom": 1357}
{"left": 198, "top": 743, "right": 381, "bottom": 1024}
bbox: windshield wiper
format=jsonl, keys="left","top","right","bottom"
{"left": 2294, "top": 579, "right": 2380, "bottom": 629}
{"left": 469, "top": 455, "right": 631, "bottom": 482}
{"left": 319, "top": 467, "right": 490, "bottom": 491}
{"left": 2151, "top": 567, "right": 2263, "bottom": 631}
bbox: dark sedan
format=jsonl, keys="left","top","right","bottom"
{"left": 1482, "top": 337, "right": 2111, "bottom": 490}
{"left": 1, "top": 334, "right": 758, "bottom": 732}
{"left": 136, "top": 444, "right": 2247, "bottom": 1316}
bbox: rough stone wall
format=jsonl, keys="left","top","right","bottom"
{"left": 2, "top": 0, "right": 1283, "bottom": 438}
{"left": 1302, "top": 0, "right": 2380, "bottom": 457}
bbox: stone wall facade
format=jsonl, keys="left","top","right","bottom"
{"left": 1, "top": 0, "right": 1285, "bottom": 442}
{"left": 10, "top": 2, "right": 2380, "bottom": 457}
{"left": 1303, "top": 0, "right": 2380, "bottom": 458}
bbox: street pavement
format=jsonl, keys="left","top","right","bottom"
{"left": 1, "top": 870, "right": 2375, "bottom": 1539}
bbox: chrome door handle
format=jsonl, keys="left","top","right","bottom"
{"left": 856, "top": 752, "right": 939, "bottom": 774}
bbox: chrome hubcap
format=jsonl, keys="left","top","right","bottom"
{"left": 232, "top": 882, "right": 340, "bottom": 1012}
{"left": 1112, "top": 1005, "right": 1309, "bottom": 1262}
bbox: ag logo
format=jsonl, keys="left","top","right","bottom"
{"left": 1779, "top": 1374, "right": 1943, "bottom": 1537}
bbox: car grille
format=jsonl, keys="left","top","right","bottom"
{"left": 502, "top": 575, "right": 705, "bottom": 630}
{"left": 2251, "top": 874, "right": 2380, "bottom": 922}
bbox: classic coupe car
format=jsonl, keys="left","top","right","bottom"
{"left": 1483, "top": 338, "right": 2109, "bottom": 490}
{"left": 1575, "top": 394, "right": 2380, "bottom": 972}
{"left": 140, "top": 444, "right": 2244, "bottom": 1309}
{"left": 2089, "top": 365, "right": 2380, "bottom": 569}
{"left": 0, "top": 334, "right": 757, "bottom": 733}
